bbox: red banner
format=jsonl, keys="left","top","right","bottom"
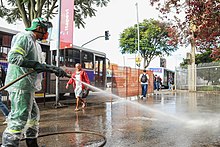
{"left": 60, "top": 0, "right": 74, "bottom": 49}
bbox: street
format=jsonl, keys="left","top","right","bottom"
{"left": 0, "top": 90, "right": 220, "bottom": 147}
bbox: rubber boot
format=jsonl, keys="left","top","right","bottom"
{"left": 2, "top": 131, "right": 20, "bottom": 147}
{"left": 26, "top": 138, "right": 39, "bottom": 147}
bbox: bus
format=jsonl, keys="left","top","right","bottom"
{"left": 0, "top": 27, "right": 107, "bottom": 98}
{"left": 0, "top": 26, "right": 18, "bottom": 71}
{"left": 48, "top": 45, "right": 107, "bottom": 97}
{"left": 148, "top": 67, "right": 175, "bottom": 88}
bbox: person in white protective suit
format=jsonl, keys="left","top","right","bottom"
{"left": 1, "top": 17, "right": 67, "bottom": 147}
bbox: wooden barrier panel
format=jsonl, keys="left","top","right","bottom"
{"left": 111, "top": 65, "right": 154, "bottom": 97}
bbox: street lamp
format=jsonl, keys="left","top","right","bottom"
{"left": 135, "top": 2, "right": 141, "bottom": 68}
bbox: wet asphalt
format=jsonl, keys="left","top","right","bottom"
{"left": 0, "top": 90, "right": 220, "bottom": 147}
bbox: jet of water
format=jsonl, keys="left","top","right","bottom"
{"left": 76, "top": 78, "right": 220, "bottom": 128}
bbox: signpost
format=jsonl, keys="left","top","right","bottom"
{"left": 135, "top": 56, "right": 141, "bottom": 67}
{"left": 54, "top": 0, "right": 74, "bottom": 108}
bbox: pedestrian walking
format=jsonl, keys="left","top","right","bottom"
{"left": 139, "top": 69, "right": 149, "bottom": 98}
{"left": 0, "top": 92, "right": 9, "bottom": 125}
{"left": 1, "top": 17, "right": 66, "bottom": 147}
{"left": 66, "top": 63, "right": 90, "bottom": 111}
{"left": 168, "top": 77, "right": 173, "bottom": 91}
{"left": 153, "top": 74, "right": 157, "bottom": 90}
{"left": 156, "top": 75, "right": 162, "bottom": 91}
{"left": 0, "top": 65, "right": 6, "bottom": 87}
{"left": 0, "top": 65, "right": 9, "bottom": 125}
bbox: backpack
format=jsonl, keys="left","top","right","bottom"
{"left": 141, "top": 74, "right": 148, "bottom": 83}
{"left": 156, "top": 76, "right": 161, "bottom": 82}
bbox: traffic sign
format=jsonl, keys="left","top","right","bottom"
{"left": 135, "top": 56, "right": 142, "bottom": 64}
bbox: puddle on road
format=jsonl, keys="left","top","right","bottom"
{"left": 84, "top": 81, "right": 220, "bottom": 129}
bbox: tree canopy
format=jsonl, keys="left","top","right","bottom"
{"left": 180, "top": 49, "right": 215, "bottom": 67}
{"left": 150, "top": 0, "right": 220, "bottom": 54}
{"left": 0, "top": 0, "right": 110, "bottom": 28}
{"left": 119, "top": 19, "right": 178, "bottom": 68}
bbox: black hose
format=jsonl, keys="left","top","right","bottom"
{"left": 36, "top": 130, "right": 107, "bottom": 147}
{"left": 0, "top": 73, "right": 107, "bottom": 146}
{"left": 0, "top": 70, "right": 36, "bottom": 92}
{"left": 0, "top": 130, "right": 107, "bottom": 147}
{"left": 0, "top": 71, "right": 71, "bottom": 92}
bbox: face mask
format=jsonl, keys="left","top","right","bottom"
{"left": 35, "top": 25, "right": 52, "bottom": 41}
{"left": 41, "top": 27, "right": 52, "bottom": 41}
{"left": 42, "top": 32, "right": 49, "bottom": 40}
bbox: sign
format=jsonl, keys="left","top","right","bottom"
{"left": 160, "top": 58, "right": 166, "bottom": 68}
{"left": 135, "top": 56, "right": 142, "bottom": 64}
{"left": 149, "top": 68, "right": 162, "bottom": 73}
{"left": 135, "top": 56, "right": 141, "bottom": 67}
{"left": 60, "top": 0, "right": 74, "bottom": 49}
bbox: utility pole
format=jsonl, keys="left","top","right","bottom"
{"left": 135, "top": 2, "right": 141, "bottom": 98}
{"left": 55, "top": 0, "right": 62, "bottom": 108}
{"left": 135, "top": 2, "right": 141, "bottom": 68}
{"left": 136, "top": 3, "right": 140, "bottom": 55}
{"left": 189, "top": 24, "right": 196, "bottom": 91}
{"left": 188, "top": 0, "right": 196, "bottom": 92}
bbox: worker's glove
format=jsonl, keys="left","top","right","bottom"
{"left": 21, "top": 60, "right": 67, "bottom": 77}
{"left": 21, "top": 60, "right": 49, "bottom": 73}
{"left": 50, "top": 66, "right": 67, "bottom": 77}
{"left": 34, "top": 63, "right": 51, "bottom": 73}
{"left": 35, "top": 64, "right": 67, "bottom": 77}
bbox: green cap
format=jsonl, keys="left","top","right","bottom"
{"left": 25, "top": 17, "right": 52, "bottom": 31}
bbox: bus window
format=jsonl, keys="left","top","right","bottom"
{"left": 95, "top": 56, "right": 106, "bottom": 88}
{"left": 0, "top": 47, "right": 9, "bottom": 60}
{"left": 0, "top": 34, "right": 12, "bottom": 48}
{"left": 60, "top": 50, "right": 64, "bottom": 66}
{"left": 65, "top": 49, "right": 80, "bottom": 67}
{"left": 51, "top": 50, "right": 56, "bottom": 65}
{"left": 81, "top": 51, "right": 93, "bottom": 69}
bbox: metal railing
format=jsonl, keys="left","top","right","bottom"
{"left": 176, "top": 62, "right": 220, "bottom": 91}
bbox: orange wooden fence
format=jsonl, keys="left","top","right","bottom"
{"left": 110, "top": 65, "right": 154, "bottom": 98}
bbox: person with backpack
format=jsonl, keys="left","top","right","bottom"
{"left": 156, "top": 75, "right": 162, "bottom": 91}
{"left": 139, "top": 69, "right": 149, "bottom": 98}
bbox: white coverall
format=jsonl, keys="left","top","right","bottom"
{"left": 2, "top": 31, "right": 44, "bottom": 147}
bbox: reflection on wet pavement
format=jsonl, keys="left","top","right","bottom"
{"left": 0, "top": 91, "right": 219, "bottom": 146}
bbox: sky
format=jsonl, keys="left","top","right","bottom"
{"left": 0, "top": 0, "right": 190, "bottom": 70}
{"left": 72, "top": 0, "right": 189, "bottom": 70}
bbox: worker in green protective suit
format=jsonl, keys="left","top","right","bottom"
{"left": 1, "top": 17, "right": 66, "bottom": 147}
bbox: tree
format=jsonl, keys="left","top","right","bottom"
{"left": 180, "top": 49, "right": 214, "bottom": 67}
{"left": 150, "top": 0, "right": 220, "bottom": 54}
{"left": 119, "top": 19, "right": 178, "bottom": 68}
{"left": 210, "top": 48, "right": 220, "bottom": 61}
{"left": 195, "top": 49, "right": 214, "bottom": 64}
{"left": 0, "top": 0, "right": 110, "bottom": 28}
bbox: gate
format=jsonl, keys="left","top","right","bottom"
{"left": 175, "top": 62, "right": 220, "bottom": 91}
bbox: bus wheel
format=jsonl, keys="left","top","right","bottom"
{"left": 82, "top": 89, "right": 89, "bottom": 98}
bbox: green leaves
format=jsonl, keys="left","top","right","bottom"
{"left": 119, "top": 19, "right": 178, "bottom": 68}
{"left": 0, "top": 7, "right": 9, "bottom": 18}
{"left": 93, "top": 0, "right": 110, "bottom": 7}
{"left": 151, "top": 0, "right": 220, "bottom": 54}
{"left": 0, "top": 0, "right": 110, "bottom": 28}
